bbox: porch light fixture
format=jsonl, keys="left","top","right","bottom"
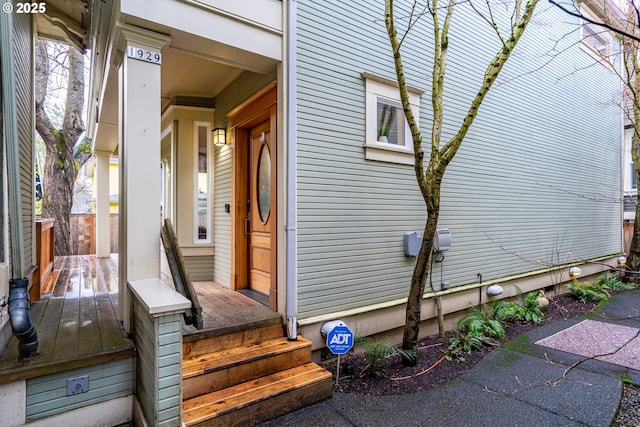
{"left": 213, "top": 128, "right": 227, "bottom": 146}
{"left": 617, "top": 256, "right": 627, "bottom": 267}
{"left": 568, "top": 266, "right": 582, "bottom": 278}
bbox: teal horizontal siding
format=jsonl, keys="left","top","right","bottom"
{"left": 296, "top": 0, "right": 621, "bottom": 318}
{"left": 26, "top": 358, "right": 133, "bottom": 421}
{"left": 184, "top": 255, "right": 214, "bottom": 281}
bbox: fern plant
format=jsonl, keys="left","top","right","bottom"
{"left": 355, "top": 336, "right": 416, "bottom": 379}
{"left": 456, "top": 306, "right": 505, "bottom": 340}
{"left": 446, "top": 329, "right": 484, "bottom": 362}
{"left": 595, "top": 275, "right": 636, "bottom": 291}
{"left": 566, "top": 280, "right": 610, "bottom": 303}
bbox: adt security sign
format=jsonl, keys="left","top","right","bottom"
{"left": 326, "top": 325, "right": 354, "bottom": 355}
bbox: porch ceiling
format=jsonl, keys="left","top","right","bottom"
{"left": 92, "top": 48, "right": 245, "bottom": 154}
{"left": 92, "top": 21, "right": 276, "bottom": 154}
{"left": 35, "top": 0, "right": 91, "bottom": 52}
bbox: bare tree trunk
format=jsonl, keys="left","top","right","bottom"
{"left": 627, "top": 196, "right": 640, "bottom": 281}
{"left": 385, "top": 0, "right": 539, "bottom": 364}
{"left": 34, "top": 41, "right": 89, "bottom": 256}
{"left": 402, "top": 200, "right": 439, "bottom": 365}
{"left": 625, "top": 72, "right": 640, "bottom": 282}
{"left": 620, "top": 15, "right": 640, "bottom": 283}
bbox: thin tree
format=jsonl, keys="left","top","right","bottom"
{"left": 617, "top": 4, "right": 640, "bottom": 282}
{"left": 384, "top": 0, "right": 540, "bottom": 364}
{"left": 35, "top": 40, "right": 91, "bottom": 255}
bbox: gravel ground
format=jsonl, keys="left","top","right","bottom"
{"left": 614, "top": 384, "right": 640, "bottom": 426}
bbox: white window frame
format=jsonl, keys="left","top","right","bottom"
{"left": 579, "top": 4, "right": 613, "bottom": 67}
{"left": 624, "top": 128, "right": 637, "bottom": 193}
{"left": 194, "top": 121, "right": 212, "bottom": 244}
{"left": 363, "top": 73, "right": 422, "bottom": 165}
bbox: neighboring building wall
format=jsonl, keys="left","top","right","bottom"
{"left": 14, "top": 12, "right": 33, "bottom": 271}
{"left": 212, "top": 70, "right": 277, "bottom": 286}
{"left": 295, "top": 1, "right": 621, "bottom": 320}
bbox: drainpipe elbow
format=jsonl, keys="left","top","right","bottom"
{"left": 8, "top": 278, "right": 38, "bottom": 359}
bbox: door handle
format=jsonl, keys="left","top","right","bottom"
{"left": 245, "top": 217, "right": 250, "bottom": 235}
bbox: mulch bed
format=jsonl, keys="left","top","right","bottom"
{"left": 319, "top": 293, "right": 596, "bottom": 396}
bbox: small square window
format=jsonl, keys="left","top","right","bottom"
{"left": 363, "top": 74, "right": 422, "bottom": 165}
{"left": 376, "top": 98, "right": 407, "bottom": 146}
{"left": 579, "top": 5, "right": 612, "bottom": 66}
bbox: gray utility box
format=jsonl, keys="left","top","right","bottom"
{"left": 404, "top": 232, "right": 422, "bottom": 257}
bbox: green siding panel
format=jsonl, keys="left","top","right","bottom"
{"left": 133, "top": 301, "right": 183, "bottom": 426}
{"left": 25, "top": 359, "right": 133, "bottom": 421}
{"left": 13, "top": 13, "right": 33, "bottom": 269}
{"left": 184, "top": 255, "right": 214, "bottom": 281}
{"left": 296, "top": 0, "right": 622, "bottom": 318}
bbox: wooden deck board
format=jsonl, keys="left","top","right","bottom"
{"left": 78, "top": 295, "right": 102, "bottom": 356}
{"left": 0, "top": 255, "right": 133, "bottom": 385}
{"left": 182, "top": 282, "right": 283, "bottom": 341}
{"left": 53, "top": 287, "right": 80, "bottom": 359}
{"left": 33, "top": 297, "right": 64, "bottom": 363}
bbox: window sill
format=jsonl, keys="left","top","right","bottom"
{"left": 364, "top": 142, "right": 414, "bottom": 165}
{"left": 579, "top": 43, "right": 613, "bottom": 69}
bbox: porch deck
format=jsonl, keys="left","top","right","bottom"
{"left": 178, "top": 283, "right": 283, "bottom": 343}
{"left": 0, "top": 254, "right": 283, "bottom": 385}
{"left": 0, "top": 255, "right": 134, "bottom": 384}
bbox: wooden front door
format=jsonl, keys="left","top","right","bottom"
{"left": 229, "top": 84, "right": 278, "bottom": 309}
{"left": 247, "top": 119, "right": 276, "bottom": 305}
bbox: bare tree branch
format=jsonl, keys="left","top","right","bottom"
{"left": 548, "top": 0, "right": 640, "bottom": 42}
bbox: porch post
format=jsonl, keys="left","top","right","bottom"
{"left": 94, "top": 150, "right": 111, "bottom": 258}
{"left": 117, "top": 25, "right": 171, "bottom": 331}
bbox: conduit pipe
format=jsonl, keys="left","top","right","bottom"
{"left": 285, "top": 0, "right": 298, "bottom": 340}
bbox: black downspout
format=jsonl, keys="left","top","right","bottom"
{"left": 8, "top": 278, "right": 38, "bottom": 359}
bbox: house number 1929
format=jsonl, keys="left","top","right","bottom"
{"left": 127, "top": 46, "right": 162, "bottom": 65}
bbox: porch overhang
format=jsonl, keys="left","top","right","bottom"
{"left": 35, "top": 0, "right": 91, "bottom": 52}
{"left": 88, "top": 0, "right": 284, "bottom": 154}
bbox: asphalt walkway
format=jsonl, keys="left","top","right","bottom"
{"left": 262, "top": 289, "right": 640, "bottom": 426}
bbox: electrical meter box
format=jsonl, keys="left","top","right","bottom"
{"left": 434, "top": 228, "right": 452, "bottom": 252}
{"left": 404, "top": 232, "right": 422, "bottom": 257}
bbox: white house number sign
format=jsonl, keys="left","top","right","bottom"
{"left": 127, "top": 46, "right": 162, "bottom": 65}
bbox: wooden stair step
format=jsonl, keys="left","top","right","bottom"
{"left": 182, "top": 362, "right": 333, "bottom": 427}
{"left": 183, "top": 336, "right": 311, "bottom": 378}
{"left": 183, "top": 322, "right": 284, "bottom": 358}
{"left": 182, "top": 337, "right": 313, "bottom": 399}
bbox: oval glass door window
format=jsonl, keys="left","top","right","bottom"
{"left": 257, "top": 144, "right": 271, "bottom": 223}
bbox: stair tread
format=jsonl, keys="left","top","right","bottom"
{"left": 183, "top": 336, "right": 311, "bottom": 379}
{"left": 182, "top": 362, "right": 332, "bottom": 425}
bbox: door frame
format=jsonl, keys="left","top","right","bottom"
{"left": 229, "top": 83, "right": 278, "bottom": 309}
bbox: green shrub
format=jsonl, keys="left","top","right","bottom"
{"left": 493, "top": 290, "right": 545, "bottom": 325}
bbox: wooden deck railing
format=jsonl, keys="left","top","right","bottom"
{"left": 161, "top": 219, "right": 203, "bottom": 329}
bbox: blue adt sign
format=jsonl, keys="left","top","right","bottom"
{"left": 326, "top": 325, "right": 354, "bottom": 355}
